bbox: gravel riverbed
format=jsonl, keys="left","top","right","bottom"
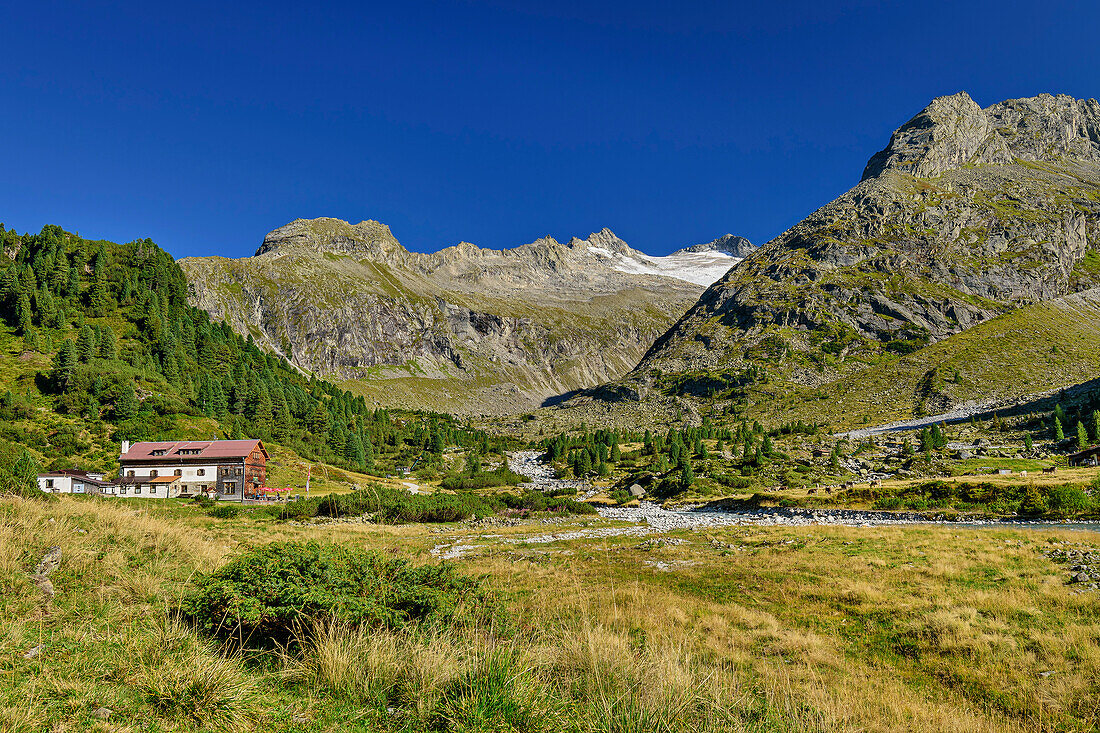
{"left": 507, "top": 451, "right": 1100, "bottom": 533}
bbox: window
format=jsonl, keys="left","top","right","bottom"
{"left": 150, "top": 470, "right": 158, "bottom": 478}
{"left": 197, "top": 469, "right": 205, "bottom": 476}
{"left": 174, "top": 469, "right": 182, "bottom": 476}
{"left": 135, "top": 486, "right": 141, "bottom": 495}
{"left": 120, "top": 488, "right": 127, "bottom": 495}
{"left": 45, "top": 479, "right": 54, "bottom": 488}
{"left": 224, "top": 482, "right": 236, "bottom": 494}
{"left": 127, "top": 470, "right": 134, "bottom": 477}
{"left": 151, "top": 450, "right": 166, "bottom": 456}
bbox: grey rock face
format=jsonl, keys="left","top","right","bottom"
{"left": 634, "top": 93, "right": 1100, "bottom": 383}
{"left": 182, "top": 219, "right": 743, "bottom": 414}
{"left": 676, "top": 234, "right": 757, "bottom": 258}
{"left": 863, "top": 92, "right": 1100, "bottom": 180}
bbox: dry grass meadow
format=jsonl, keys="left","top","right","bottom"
{"left": 3, "top": 494, "right": 1099, "bottom": 732}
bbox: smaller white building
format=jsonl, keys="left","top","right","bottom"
{"left": 37, "top": 471, "right": 109, "bottom": 495}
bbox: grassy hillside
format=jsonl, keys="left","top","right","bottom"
{"left": 734, "top": 288, "right": 1100, "bottom": 430}
{"left": 0, "top": 223, "right": 519, "bottom": 483}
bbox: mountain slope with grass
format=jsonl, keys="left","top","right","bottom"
{"left": 563, "top": 93, "right": 1100, "bottom": 429}
{"left": 180, "top": 219, "right": 751, "bottom": 415}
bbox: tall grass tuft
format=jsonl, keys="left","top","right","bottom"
{"left": 115, "top": 619, "right": 259, "bottom": 730}
{"left": 431, "top": 643, "right": 551, "bottom": 733}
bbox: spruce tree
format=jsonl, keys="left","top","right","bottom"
{"left": 1024, "top": 433, "right": 1033, "bottom": 453}
{"left": 115, "top": 382, "right": 138, "bottom": 420}
{"left": 15, "top": 293, "right": 32, "bottom": 335}
{"left": 89, "top": 257, "right": 110, "bottom": 314}
{"left": 23, "top": 328, "right": 38, "bottom": 353}
{"left": 99, "top": 326, "right": 117, "bottom": 360}
{"left": 309, "top": 403, "right": 330, "bottom": 435}
{"left": 679, "top": 459, "right": 694, "bottom": 490}
{"left": 344, "top": 432, "right": 365, "bottom": 471}
{"left": 50, "top": 339, "right": 77, "bottom": 390}
{"left": 1054, "top": 417, "right": 1065, "bottom": 441}
{"left": 76, "top": 325, "right": 96, "bottom": 362}
{"left": 1077, "top": 420, "right": 1088, "bottom": 450}
{"left": 578, "top": 450, "right": 592, "bottom": 476}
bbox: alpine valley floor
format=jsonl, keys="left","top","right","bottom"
{"left": 4, "top": 493, "right": 1098, "bottom": 733}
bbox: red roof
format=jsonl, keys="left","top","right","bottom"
{"left": 119, "top": 439, "right": 268, "bottom": 462}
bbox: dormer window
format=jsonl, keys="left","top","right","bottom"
{"left": 151, "top": 450, "right": 167, "bottom": 456}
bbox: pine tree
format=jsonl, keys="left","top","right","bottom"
{"left": 115, "top": 382, "right": 138, "bottom": 420}
{"left": 210, "top": 380, "right": 228, "bottom": 418}
{"left": 920, "top": 427, "right": 933, "bottom": 452}
{"left": 66, "top": 265, "right": 80, "bottom": 299}
{"left": 76, "top": 325, "right": 96, "bottom": 362}
{"left": 15, "top": 293, "right": 33, "bottom": 335}
{"left": 578, "top": 450, "right": 592, "bottom": 476}
{"left": 680, "top": 459, "right": 694, "bottom": 490}
{"left": 597, "top": 460, "right": 610, "bottom": 477}
{"left": 50, "top": 339, "right": 77, "bottom": 390}
{"left": 253, "top": 387, "right": 274, "bottom": 436}
{"left": 309, "top": 403, "right": 330, "bottom": 435}
{"left": 275, "top": 397, "right": 293, "bottom": 438}
{"left": 99, "top": 326, "right": 117, "bottom": 360}
{"left": 344, "top": 432, "right": 365, "bottom": 471}
{"left": 23, "top": 328, "right": 39, "bottom": 353}
{"left": 89, "top": 254, "right": 110, "bottom": 314}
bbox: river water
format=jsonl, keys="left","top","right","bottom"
{"left": 507, "top": 451, "right": 1100, "bottom": 534}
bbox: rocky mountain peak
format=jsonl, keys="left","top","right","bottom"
{"left": 255, "top": 217, "right": 405, "bottom": 258}
{"left": 675, "top": 234, "right": 755, "bottom": 258}
{"left": 862, "top": 92, "right": 1100, "bottom": 181}
{"left": 566, "top": 227, "right": 634, "bottom": 256}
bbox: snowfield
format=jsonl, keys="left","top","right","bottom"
{"left": 586, "top": 245, "right": 740, "bottom": 287}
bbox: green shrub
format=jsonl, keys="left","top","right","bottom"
{"left": 208, "top": 504, "right": 241, "bottom": 519}
{"left": 277, "top": 485, "right": 596, "bottom": 524}
{"left": 182, "top": 541, "right": 496, "bottom": 646}
{"left": 0, "top": 440, "right": 51, "bottom": 501}
{"left": 1045, "top": 484, "right": 1093, "bottom": 516}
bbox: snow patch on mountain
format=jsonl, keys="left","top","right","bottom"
{"left": 585, "top": 246, "right": 742, "bottom": 287}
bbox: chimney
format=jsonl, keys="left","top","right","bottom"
{"left": 120, "top": 440, "right": 131, "bottom": 457}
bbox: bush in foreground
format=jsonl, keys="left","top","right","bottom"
{"left": 182, "top": 541, "right": 497, "bottom": 645}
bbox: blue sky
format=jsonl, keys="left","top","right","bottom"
{"left": 1, "top": 1, "right": 1095, "bottom": 258}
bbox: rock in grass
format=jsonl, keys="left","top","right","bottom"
{"left": 92, "top": 707, "right": 112, "bottom": 720}
{"left": 35, "top": 546, "right": 62, "bottom": 576}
